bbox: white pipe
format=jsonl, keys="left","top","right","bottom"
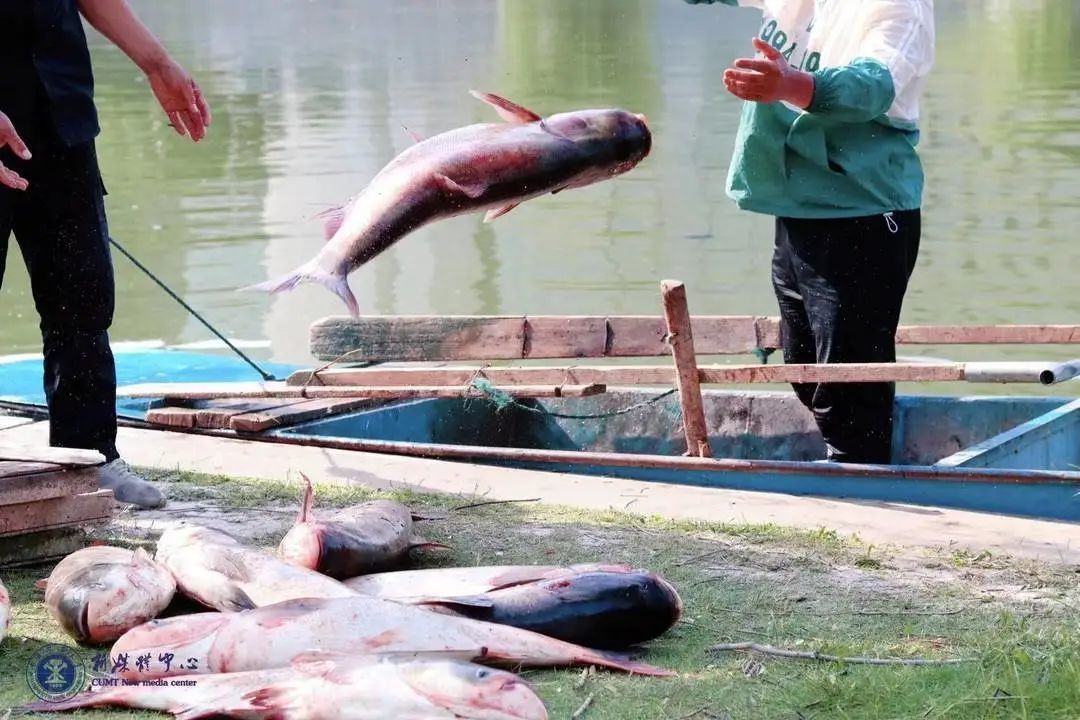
{"left": 963, "top": 361, "right": 1080, "bottom": 385}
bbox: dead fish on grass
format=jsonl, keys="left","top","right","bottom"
{"left": 278, "top": 473, "right": 449, "bottom": 579}
{"left": 19, "top": 653, "right": 548, "bottom": 719}
{"left": 244, "top": 90, "right": 651, "bottom": 316}
{"left": 412, "top": 569, "right": 683, "bottom": 650}
{"left": 155, "top": 523, "right": 356, "bottom": 612}
{"left": 0, "top": 575, "right": 9, "bottom": 643}
{"left": 108, "top": 595, "right": 675, "bottom": 680}
{"left": 38, "top": 545, "right": 176, "bottom": 645}
{"left": 343, "top": 562, "right": 637, "bottom": 600}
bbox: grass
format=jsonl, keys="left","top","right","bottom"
{"left": 2, "top": 468, "right": 1079, "bottom": 719}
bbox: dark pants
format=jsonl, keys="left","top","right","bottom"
{"left": 771, "top": 210, "right": 921, "bottom": 464}
{"left": 0, "top": 119, "right": 118, "bottom": 462}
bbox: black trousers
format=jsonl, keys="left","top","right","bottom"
{"left": 771, "top": 210, "right": 920, "bottom": 464}
{"left": 0, "top": 118, "right": 118, "bottom": 462}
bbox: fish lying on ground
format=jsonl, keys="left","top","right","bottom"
{"left": 0, "top": 575, "right": 9, "bottom": 643}
{"left": 109, "top": 595, "right": 675, "bottom": 680}
{"left": 38, "top": 545, "right": 176, "bottom": 645}
{"left": 155, "top": 523, "right": 357, "bottom": 612}
{"left": 19, "top": 653, "right": 548, "bottom": 719}
{"left": 244, "top": 90, "right": 651, "bottom": 316}
{"left": 277, "top": 473, "right": 449, "bottom": 579}
{"left": 411, "top": 569, "right": 683, "bottom": 650}
{"left": 343, "top": 562, "right": 638, "bottom": 600}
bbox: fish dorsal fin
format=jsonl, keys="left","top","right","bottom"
{"left": 469, "top": 90, "right": 542, "bottom": 123}
{"left": 402, "top": 125, "right": 425, "bottom": 144}
{"left": 296, "top": 472, "right": 315, "bottom": 524}
{"left": 484, "top": 202, "right": 521, "bottom": 223}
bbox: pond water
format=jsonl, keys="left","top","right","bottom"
{"left": 1, "top": 0, "right": 1077, "bottom": 395}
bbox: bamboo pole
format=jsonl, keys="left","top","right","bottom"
{"left": 660, "top": 280, "right": 712, "bottom": 458}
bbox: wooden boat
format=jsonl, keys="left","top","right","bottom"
{"left": 3, "top": 282, "right": 1080, "bottom": 523}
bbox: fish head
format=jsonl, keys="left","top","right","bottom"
{"left": 542, "top": 108, "right": 652, "bottom": 188}
{"left": 401, "top": 660, "right": 548, "bottom": 719}
{"left": 110, "top": 612, "right": 227, "bottom": 678}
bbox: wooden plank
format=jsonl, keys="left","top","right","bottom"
{"left": 896, "top": 325, "right": 1080, "bottom": 345}
{"left": 0, "top": 490, "right": 114, "bottom": 537}
{"left": 661, "top": 280, "right": 712, "bottom": 458}
{"left": 0, "top": 467, "right": 98, "bottom": 506}
{"left": 309, "top": 316, "right": 527, "bottom": 363}
{"left": 0, "top": 527, "right": 88, "bottom": 569}
{"left": 0, "top": 444, "right": 104, "bottom": 467}
{"left": 229, "top": 398, "right": 378, "bottom": 433}
{"left": 195, "top": 399, "right": 310, "bottom": 429}
{"left": 119, "top": 383, "right": 608, "bottom": 400}
{"left": 145, "top": 406, "right": 198, "bottom": 428}
{"left": 523, "top": 316, "right": 608, "bottom": 358}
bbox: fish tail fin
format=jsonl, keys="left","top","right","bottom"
{"left": 296, "top": 471, "right": 315, "bottom": 523}
{"left": 240, "top": 261, "right": 360, "bottom": 317}
{"left": 19, "top": 690, "right": 111, "bottom": 712}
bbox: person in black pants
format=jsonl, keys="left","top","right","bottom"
{"left": 0, "top": 0, "right": 211, "bottom": 508}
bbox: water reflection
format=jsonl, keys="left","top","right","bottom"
{"left": 0, "top": 1, "right": 1075, "bottom": 398}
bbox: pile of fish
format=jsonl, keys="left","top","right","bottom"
{"left": 0, "top": 575, "right": 9, "bottom": 643}
{"left": 17, "top": 474, "right": 682, "bottom": 718}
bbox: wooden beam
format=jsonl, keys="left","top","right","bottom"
{"left": 119, "top": 382, "right": 608, "bottom": 401}
{"left": 229, "top": 399, "right": 377, "bottom": 433}
{"left": 661, "top": 280, "right": 711, "bottom": 458}
{"left": 896, "top": 325, "right": 1080, "bottom": 345}
{"left": 0, "top": 445, "right": 104, "bottom": 467}
{"left": 0, "top": 490, "right": 114, "bottom": 537}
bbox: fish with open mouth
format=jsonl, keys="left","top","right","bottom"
{"left": 245, "top": 90, "right": 651, "bottom": 316}
{"left": 39, "top": 545, "right": 176, "bottom": 645}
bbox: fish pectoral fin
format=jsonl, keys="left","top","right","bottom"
{"left": 539, "top": 119, "right": 574, "bottom": 142}
{"left": 468, "top": 90, "right": 542, "bottom": 123}
{"left": 34, "top": 578, "right": 47, "bottom": 591}
{"left": 296, "top": 472, "right": 316, "bottom": 524}
{"left": 415, "top": 596, "right": 495, "bottom": 619}
{"left": 483, "top": 202, "right": 521, "bottom": 223}
{"left": 409, "top": 535, "right": 452, "bottom": 552}
{"left": 433, "top": 173, "right": 487, "bottom": 201}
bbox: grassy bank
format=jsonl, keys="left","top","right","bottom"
{"left": 1, "top": 468, "right": 1078, "bottom": 719}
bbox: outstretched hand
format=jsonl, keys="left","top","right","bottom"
{"left": 146, "top": 59, "right": 212, "bottom": 142}
{"left": 724, "top": 37, "right": 815, "bottom": 108}
{"left": 0, "top": 112, "right": 31, "bottom": 191}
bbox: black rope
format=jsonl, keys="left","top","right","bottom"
{"left": 108, "top": 236, "right": 280, "bottom": 382}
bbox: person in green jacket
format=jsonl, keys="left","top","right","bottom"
{"left": 685, "top": 0, "right": 936, "bottom": 464}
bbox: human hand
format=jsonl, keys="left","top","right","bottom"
{"left": 723, "top": 37, "right": 815, "bottom": 108}
{"left": 0, "top": 112, "right": 31, "bottom": 191}
{"left": 145, "top": 59, "right": 212, "bottom": 142}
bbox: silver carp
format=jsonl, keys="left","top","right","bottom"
{"left": 278, "top": 473, "right": 449, "bottom": 579}
{"left": 155, "top": 523, "right": 357, "bottom": 612}
{"left": 41, "top": 545, "right": 176, "bottom": 645}
{"left": 246, "top": 90, "right": 651, "bottom": 315}
{"left": 108, "top": 595, "right": 675, "bottom": 680}
{"left": 19, "top": 653, "right": 548, "bottom": 719}
{"left": 344, "top": 563, "right": 637, "bottom": 600}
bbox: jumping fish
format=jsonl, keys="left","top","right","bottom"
{"left": 0, "top": 575, "right": 9, "bottom": 643}
{"left": 19, "top": 653, "right": 549, "bottom": 719}
{"left": 154, "top": 523, "right": 357, "bottom": 612}
{"left": 343, "top": 563, "right": 637, "bottom": 600}
{"left": 40, "top": 545, "right": 176, "bottom": 645}
{"left": 411, "top": 569, "right": 683, "bottom": 650}
{"left": 277, "top": 473, "right": 449, "bottom": 579}
{"left": 245, "top": 90, "right": 652, "bottom": 315}
{"left": 108, "top": 595, "right": 675, "bottom": 680}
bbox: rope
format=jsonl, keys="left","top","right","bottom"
{"left": 466, "top": 376, "right": 678, "bottom": 420}
{"left": 108, "top": 236, "right": 280, "bottom": 382}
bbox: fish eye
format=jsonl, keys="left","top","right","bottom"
{"left": 476, "top": 669, "right": 490, "bottom": 680}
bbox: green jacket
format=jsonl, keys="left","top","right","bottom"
{"left": 685, "top": 0, "right": 936, "bottom": 219}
